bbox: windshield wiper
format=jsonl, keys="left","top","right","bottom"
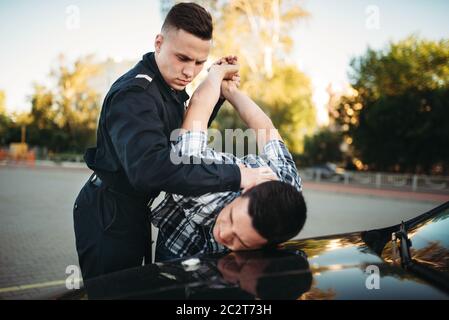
{"left": 393, "top": 221, "right": 413, "bottom": 268}
{"left": 392, "top": 221, "right": 449, "bottom": 293}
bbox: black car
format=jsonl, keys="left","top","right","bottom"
{"left": 54, "top": 201, "right": 449, "bottom": 300}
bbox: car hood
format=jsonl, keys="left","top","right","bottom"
{"left": 56, "top": 230, "right": 448, "bottom": 300}
{"left": 279, "top": 232, "right": 448, "bottom": 299}
{"left": 54, "top": 202, "right": 449, "bottom": 300}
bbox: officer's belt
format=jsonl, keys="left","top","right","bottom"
{"left": 91, "top": 171, "right": 156, "bottom": 205}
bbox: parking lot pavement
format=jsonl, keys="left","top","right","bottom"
{"left": 0, "top": 166, "right": 445, "bottom": 299}
{"left": 0, "top": 166, "right": 91, "bottom": 300}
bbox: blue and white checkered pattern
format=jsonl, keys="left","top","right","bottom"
{"left": 150, "top": 131, "right": 302, "bottom": 259}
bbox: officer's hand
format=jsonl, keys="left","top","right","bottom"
{"left": 238, "top": 164, "right": 279, "bottom": 193}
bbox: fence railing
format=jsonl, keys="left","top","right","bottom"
{"left": 299, "top": 168, "right": 449, "bottom": 194}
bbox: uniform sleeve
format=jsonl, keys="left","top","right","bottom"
{"left": 105, "top": 88, "right": 241, "bottom": 196}
{"left": 169, "top": 130, "right": 239, "bottom": 226}
{"left": 208, "top": 97, "right": 225, "bottom": 128}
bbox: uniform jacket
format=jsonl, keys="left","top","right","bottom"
{"left": 84, "top": 52, "right": 241, "bottom": 204}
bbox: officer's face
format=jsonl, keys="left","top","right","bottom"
{"left": 212, "top": 196, "right": 268, "bottom": 251}
{"left": 154, "top": 28, "right": 211, "bottom": 91}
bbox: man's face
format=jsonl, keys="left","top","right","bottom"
{"left": 217, "top": 252, "right": 271, "bottom": 296}
{"left": 154, "top": 28, "right": 211, "bottom": 91}
{"left": 213, "top": 196, "right": 268, "bottom": 251}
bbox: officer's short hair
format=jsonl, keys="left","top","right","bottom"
{"left": 162, "top": 2, "right": 213, "bottom": 40}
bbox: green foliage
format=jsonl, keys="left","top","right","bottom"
{"left": 212, "top": 63, "right": 316, "bottom": 154}
{"left": 0, "top": 90, "right": 5, "bottom": 114}
{"left": 353, "top": 89, "right": 449, "bottom": 173}
{"left": 0, "top": 90, "right": 13, "bottom": 145}
{"left": 249, "top": 64, "right": 316, "bottom": 153}
{"left": 1, "top": 56, "right": 101, "bottom": 153}
{"left": 334, "top": 35, "right": 449, "bottom": 174}
{"left": 199, "top": 0, "right": 316, "bottom": 154}
{"left": 300, "top": 129, "right": 343, "bottom": 167}
{"left": 350, "top": 35, "right": 449, "bottom": 100}
{"left": 25, "top": 56, "right": 101, "bottom": 153}
{"left": 211, "top": 0, "right": 308, "bottom": 77}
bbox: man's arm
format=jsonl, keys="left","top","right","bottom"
{"left": 151, "top": 130, "right": 241, "bottom": 227}
{"left": 208, "top": 56, "right": 239, "bottom": 128}
{"left": 182, "top": 63, "right": 239, "bottom": 133}
{"left": 222, "top": 87, "right": 302, "bottom": 191}
{"left": 223, "top": 86, "right": 282, "bottom": 150}
{"left": 181, "top": 63, "right": 278, "bottom": 190}
{"left": 106, "top": 89, "right": 240, "bottom": 196}
{"left": 262, "top": 140, "right": 303, "bottom": 192}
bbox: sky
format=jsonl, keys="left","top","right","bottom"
{"left": 1, "top": 0, "right": 449, "bottom": 124}
{"left": 294, "top": 0, "right": 449, "bottom": 123}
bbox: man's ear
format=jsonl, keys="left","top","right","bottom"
{"left": 154, "top": 34, "right": 164, "bottom": 53}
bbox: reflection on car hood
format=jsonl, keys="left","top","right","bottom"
{"left": 60, "top": 230, "right": 448, "bottom": 300}
{"left": 55, "top": 202, "right": 449, "bottom": 300}
{"left": 280, "top": 232, "right": 448, "bottom": 299}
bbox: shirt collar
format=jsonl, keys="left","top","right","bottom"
{"left": 142, "top": 52, "right": 190, "bottom": 104}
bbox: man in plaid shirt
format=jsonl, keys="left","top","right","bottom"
{"left": 151, "top": 58, "right": 307, "bottom": 261}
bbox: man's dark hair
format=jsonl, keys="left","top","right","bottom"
{"left": 162, "top": 2, "right": 213, "bottom": 40}
{"left": 243, "top": 181, "right": 307, "bottom": 245}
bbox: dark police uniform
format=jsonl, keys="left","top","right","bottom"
{"left": 73, "top": 52, "right": 241, "bottom": 280}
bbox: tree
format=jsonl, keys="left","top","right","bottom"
{"left": 301, "top": 129, "right": 343, "bottom": 167}
{"left": 52, "top": 55, "right": 102, "bottom": 152}
{"left": 28, "top": 55, "right": 102, "bottom": 153}
{"left": 245, "top": 63, "right": 316, "bottom": 153}
{"left": 333, "top": 36, "right": 449, "bottom": 174}
{"left": 27, "top": 84, "right": 65, "bottom": 152}
{"left": 0, "top": 90, "right": 13, "bottom": 145}
{"left": 350, "top": 35, "right": 449, "bottom": 101}
{"left": 211, "top": 0, "right": 309, "bottom": 78}
{"left": 187, "top": 0, "right": 316, "bottom": 154}
{"left": 0, "top": 90, "right": 5, "bottom": 114}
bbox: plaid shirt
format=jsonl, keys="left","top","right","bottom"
{"left": 150, "top": 131, "right": 302, "bottom": 259}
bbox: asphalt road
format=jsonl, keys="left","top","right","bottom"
{"left": 0, "top": 166, "right": 444, "bottom": 299}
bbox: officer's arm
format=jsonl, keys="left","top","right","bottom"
{"left": 106, "top": 89, "right": 241, "bottom": 196}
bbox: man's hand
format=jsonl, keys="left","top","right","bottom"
{"left": 238, "top": 164, "right": 278, "bottom": 193}
{"left": 214, "top": 56, "right": 240, "bottom": 99}
{"left": 221, "top": 75, "right": 240, "bottom": 100}
{"left": 208, "top": 56, "right": 240, "bottom": 82}
{"left": 208, "top": 63, "right": 239, "bottom": 82}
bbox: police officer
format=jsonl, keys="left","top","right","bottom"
{"left": 73, "top": 2, "right": 271, "bottom": 280}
